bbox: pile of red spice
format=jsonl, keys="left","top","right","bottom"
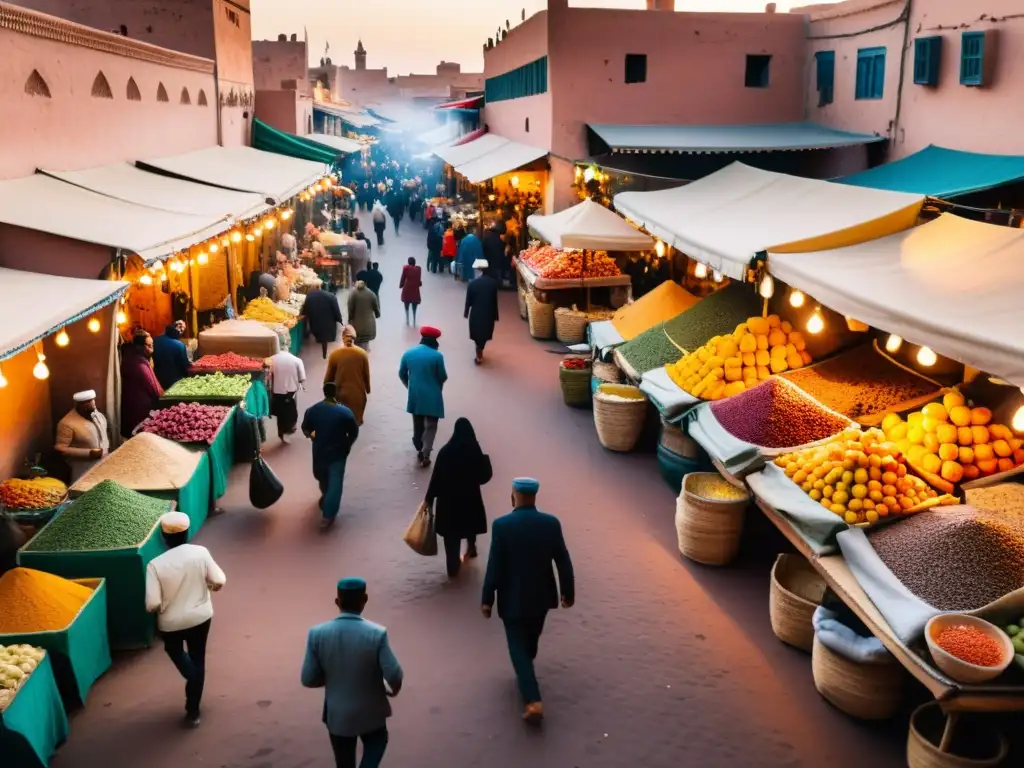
{"left": 935, "top": 625, "right": 1003, "bottom": 667}
{"left": 561, "top": 358, "right": 590, "bottom": 371}
{"left": 190, "top": 352, "right": 265, "bottom": 373}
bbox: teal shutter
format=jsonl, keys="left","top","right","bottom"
{"left": 483, "top": 56, "right": 549, "bottom": 103}
{"left": 815, "top": 51, "right": 835, "bottom": 105}
{"left": 913, "top": 37, "right": 942, "bottom": 86}
{"left": 855, "top": 47, "right": 886, "bottom": 100}
{"left": 960, "top": 31, "right": 985, "bottom": 86}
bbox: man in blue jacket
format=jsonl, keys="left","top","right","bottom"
{"left": 398, "top": 326, "right": 447, "bottom": 468}
{"left": 482, "top": 477, "right": 575, "bottom": 724}
{"left": 152, "top": 320, "right": 190, "bottom": 390}
{"left": 302, "top": 577, "right": 403, "bottom": 768}
{"left": 302, "top": 383, "right": 360, "bottom": 531}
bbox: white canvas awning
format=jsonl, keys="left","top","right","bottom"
{"left": 457, "top": 139, "right": 547, "bottom": 184}
{"left": 0, "top": 267, "right": 129, "bottom": 360}
{"left": 769, "top": 213, "right": 1024, "bottom": 388}
{"left": 433, "top": 133, "right": 507, "bottom": 168}
{"left": 417, "top": 122, "right": 461, "bottom": 148}
{"left": 41, "top": 163, "right": 268, "bottom": 220}
{"left": 527, "top": 199, "right": 655, "bottom": 251}
{"left": 614, "top": 162, "right": 925, "bottom": 280}
{"left": 138, "top": 146, "right": 327, "bottom": 203}
{"left": 0, "top": 174, "right": 231, "bottom": 263}
{"left": 306, "top": 133, "right": 365, "bottom": 155}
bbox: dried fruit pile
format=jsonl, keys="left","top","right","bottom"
{"left": 164, "top": 372, "right": 251, "bottom": 400}
{"left": 520, "top": 245, "right": 620, "bottom": 280}
{"left": 773, "top": 427, "right": 948, "bottom": 525}
{"left": 137, "top": 403, "right": 232, "bottom": 444}
{"left": 242, "top": 296, "right": 297, "bottom": 327}
{"left": 0, "top": 568, "right": 94, "bottom": 633}
{"left": 25, "top": 480, "right": 169, "bottom": 552}
{"left": 710, "top": 378, "right": 851, "bottom": 448}
{"left": 0, "top": 477, "right": 67, "bottom": 510}
{"left": 74, "top": 433, "right": 201, "bottom": 492}
{"left": 782, "top": 344, "right": 938, "bottom": 420}
{"left": 868, "top": 504, "right": 1024, "bottom": 610}
{"left": 189, "top": 352, "right": 265, "bottom": 373}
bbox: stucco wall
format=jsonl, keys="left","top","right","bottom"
{"left": 255, "top": 88, "right": 304, "bottom": 134}
{"left": 0, "top": 227, "right": 112, "bottom": 279}
{"left": 253, "top": 38, "right": 308, "bottom": 95}
{"left": 212, "top": 0, "right": 254, "bottom": 147}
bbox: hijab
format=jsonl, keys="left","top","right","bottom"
{"left": 439, "top": 417, "right": 482, "bottom": 465}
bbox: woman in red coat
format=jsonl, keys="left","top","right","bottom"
{"left": 440, "top": 226, "right": 457, "bottom": 274}
{"left": 399, "top": 256, "right": 423, "bottom": 326}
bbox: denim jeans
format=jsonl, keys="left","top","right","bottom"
{"left": 317, "top": 458, "right": 348, "bottom": 520}
{"left": 162, "top": 619, "right": 212, "bottom": 717}
{"left": 329, "top": 727, "right": 388, "bottom": 768}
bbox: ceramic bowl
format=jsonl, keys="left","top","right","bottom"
{"left": 925, "top": 614, "right": 1014, "bottom": 684}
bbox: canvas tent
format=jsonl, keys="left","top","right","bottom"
{"left": 433, "top": 132, "right": 547, "bottom": 184}
{"left": 768, "top": 213, "right": 1024, "bottom": 388}
{"left": 527, "top": 199, "right": 655, "bottom": 251}
{"left": 614, "top": 163, "right": 925, "bottom": 280}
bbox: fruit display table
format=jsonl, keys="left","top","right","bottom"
{"left": 0, "top": 652, "right": 68, "bottom": 768}
{"left": 516, "top": 258, "right": 632, "bottom": 292}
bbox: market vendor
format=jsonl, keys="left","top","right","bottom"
{"left": 55, "top": 390, "right": 110, "bottom": 483}
{"left": 120, "top": 330, "right": 164, "bottom": 438}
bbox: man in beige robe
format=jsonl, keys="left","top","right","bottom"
{"left": 55, "top": 390, "right": 110, "bottom": 483}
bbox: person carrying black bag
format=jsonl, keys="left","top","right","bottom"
{"left": 424, "top": 418, "right": 492, "bottom": 578}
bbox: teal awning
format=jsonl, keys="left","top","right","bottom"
{"left": 841, "top": 145, "right": 1024, "bottom": 198}
{"left": 252, "top": 119, "right": 339, "bottom": 165}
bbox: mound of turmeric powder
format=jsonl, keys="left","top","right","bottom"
{"left": 0, "top": 568, "right": 94, "bottom": 633}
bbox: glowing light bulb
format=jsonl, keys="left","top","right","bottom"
{"left": 116, "top": 310, "right": 127, "bottom": 325}
{"left": 87, "top": 317, "right": 101, "bottom": 333}
{"left": 712, "top": 270, "right": 723, "bottom": 283}
{"left": 281, "top": 209, "right": 293, "bottom": 221}
{"left": 583, "top": 167, "right": 596, "bottom": 183}
{"left": 694, "top": 263, "right": 708, "bottom": 280}
{"left": 139, "top": 274, "right": 153, "bottom": 286}
{"left": 885, "top": 334, "right": 903, "bottom": 354}
{"left": 806, "top": 309, "right": 825, "bottom": 335}
{"left": 511, "top": 175, "right": 520, "bottom": 188}
{"left": 33, "top": 353, "right": 49, "bottom": 380}
{"left": 654, "top": 241, "right": 666, "bottom": 258}
{"left": 209, "top": 243, "right": 219, "bottom": 254}
{"left": 758, "top": 274, "right": 775, "bottom": 299}
{"left": 55, "top": 329, "right": 69, "bottom": 347}
{"left": 245, "top": 233, "right": 255, "bottom": 242}
{"left": 264, "top": 218, "right": 276, "bottom": 230}
{"left": 0, "top": 364, "right": 7, "bottom": 388}
{"left": 1013, "top": 404, "right": 1024, "bottom": 433}
{"left": 221, "top": 238, "right": 231, "bottom": 248}
{"left": 197, "top": 252, "right": 209, "bottom": 265}
{"left": 916, "top": 346, "right": 938, "bottom": 367}
{"left": 160, "top": 271, "right": 168, "bottom": 283}
{"left": 231, "top": 231, "right": 242, "bottom": 243}
{"left": 789, "top": 290, "right": 805, "bottom": 308}
{"left": 254, "top": 226, "right": 263, "bottom": 236}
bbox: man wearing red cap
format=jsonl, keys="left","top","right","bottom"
{"left": 398, "top": 326, "right": 447, "bottom": 467}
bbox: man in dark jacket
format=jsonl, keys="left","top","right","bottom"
{"left": 482, "top": 225, "right": 507, "bottom": 285}
{"left": 302, "top": 288, "right": 344, "bottom": 360}
{"left": 302, "top": 382, "right": 360, "bottom": 531}
{"left": 482, "top": 477, "right": 574, "bottom": 724}
{"left": 464, "top": 268, "right": 499, "bottom": 364}
{"left": 426, "top": 219, "right": 444, "bottom": 274}
{"left": 153, "top": 320, "right": 190, "bottom": 390}
{"left": 356, "top": 262, "right": 384, "bottom": 297}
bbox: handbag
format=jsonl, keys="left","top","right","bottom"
{"left": 249, "top": 456, "right": 284, "bottom": 509}
{"left": 402, "top": 501, "right": 438, "bottom": 556}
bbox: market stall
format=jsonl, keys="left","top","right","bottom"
{"left": 0, "top": 646, "right": 68, "bottom": 768}
{"left": 162, "top": 369, "right": 268, "bottom": 421}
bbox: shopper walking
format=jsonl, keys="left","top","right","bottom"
{"left": 399, "top": 257, "right": 422, "bottom": 326}
{"left": 303, "top": 287, "right": 344, "bottom": 360}
{"left": 325, "top": 326, "right": 371, "bottom": 425}
{"left": 426, "top": 217, "right": 444, "bottom": 274}
{"left": 356, "top": 262, "right": 383, "bottom": 298}
{"left": 387, "top": 196, "right": 403, "bottom": 235}
{"left": 120, "top": 330, "right": 164, "bottom": 438}
{"left": 481, "top": 478, "right": 574, "bottom": 724}
{"left": 301, "top": 577, "right": 403, "bottom": 768}
{"left": 301, "top": 383, "right": 360, "bottom": 530}
{"left": 372, "top": 204, "right": 387, "bottom": 247}
{"left": 145, "top": 511, "right": 227, "bottom": 727}
{"left": 268, "top": 348, "right": 306, "bottom": 442}
{"left": 398, "top": 327, "right": 447, "bottom": 468}
{"left": 440, "top": 223, "right": 457, "bottom": 275}
{"left": 456, "top": 230, "right": 483, "bottom": 283}
{"left": 425, "top": 418, "right": 492, "bottom": 578}
{"left": 482, "top": 224, "right": 507, "bottom": 287}
{"left": 465, "top": 267, "right": 500, "bottom": 364}
{"left": 347, "top": 280, "right": 380, "bottom": 352}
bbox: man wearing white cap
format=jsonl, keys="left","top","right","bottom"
{"left": 145, "top": 511, "right": 227, "bottom": 727}
{"left": 54, "top": 390, "right": 110, "bottom": 483}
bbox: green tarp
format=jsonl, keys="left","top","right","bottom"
{"left": 246, "top": 378, "right": 270, "bottom": 419}
{"left": 0, "top": 653, "right": 69, "bottom": 768}
{"left": 289, "top": 319, "right": 304, "bottom": 355}
{"left": 0, "top": 579, "right": 111, "bottom": 709}
{"left": 252, "top": 118, "right": 339, "bottom": 165}
{"left": 207, "top": 407, "right": 236, "bottom": 500}
{"left": 841, "top": 145, "right": 1024, "bottom": 198}
{"left": 144, "top": 451, "right": 212, "bottom": 538}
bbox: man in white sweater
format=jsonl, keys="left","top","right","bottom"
{"left": 145, "top": 512, "right": 226, "bottom": 727}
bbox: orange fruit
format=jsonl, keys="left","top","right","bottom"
{"left": 939, "top": 444, "right": 959, "bottom": 462}
{"left": 998, "top": 458, "right": 1015, "bottom": 473}
{"left": 958, "top": 446, "right": 975, "bottom": 465}
{"left": 957, "top": 426, "right": 974, "bottom": 446}
{"left": 971, "top": 426, "right": 991, "bottom": 445}
{"left": 971, "top": 407, "right": 993, "bottom": 426}
{"left": 940, "top": 461, "right": 963, "bottom": 483}
{"left": 961, "top": 464, "right": 980, "bottom": 481}
{"left": 993, "top": 439, "right": 1012, "bottom": 458}
{"left": 948, "top": 406, "right": 972, "bottom": 427}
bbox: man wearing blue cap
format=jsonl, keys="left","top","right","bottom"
{"left": 302, "top": 577, "right": 403, "bottom": 768}
{"left": 482, "top": 477, "right": 574, "bottom": 724}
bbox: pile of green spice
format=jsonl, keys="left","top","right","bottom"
{"left": 617, "top": 282, "right": 761, "bottom": 374}
{"left": 25, "top": 480, "right": 169, "bottom": 552}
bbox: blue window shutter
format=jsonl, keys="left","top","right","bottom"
{"left": 815, "top": 51, "right": 835, "bottom": 105}
{"left": 914, "top": 37, "right": 942, "bottom": 86}
{"left": 855, "top": 47, "right": 886, "bottom": 100}
{"left": 960, "top": 31, "right": 985, "bottom": 86}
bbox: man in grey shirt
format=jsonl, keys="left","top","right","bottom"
{"left": 301, "top": 577, "right": 403, "bottom": 768}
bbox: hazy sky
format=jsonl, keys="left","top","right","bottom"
{"left": 250, "top": 0, "right": 840, "bottom": 75}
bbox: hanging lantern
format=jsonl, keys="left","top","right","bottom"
{"left": 789, "top": 289, "right": 805, "bottom": 308}
{"left": 33, "top": 350, "right": 49, "bottom": 380}
{"left": 139, "top": 274, "right": 153, "bottom": 286}
{"left": 0, "top": 364, "right": 7, "bottom": 389}
{"left": 116, "top": 310, "right": 127, "bottom": 325}
{"left": 758, "top": 274, "right": 775, "bottom": 299}
{"left": 197, "top": 251, "right": 209, "bottom": 265}
{"left": 654, "top": 241, "right": 666, "bottom": 258}
{"left": 916, "top": 346, "right": 938, "bottom": 367}
{"left": 885, "top": 334, "right": 903, "bottom": 354}
{"left": 55, "top": 329, "right": 70, "bottom": 348}
{"left": 209, "top": 243, "right": 219, "bottom": 254}
{"left": 806, "top": 308, "right": 825, "bottom": 335}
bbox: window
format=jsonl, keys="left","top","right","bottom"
{"left": 744, "top": 55, "right": 771, "bottom": 88}
{"left": 815, "top": 51, "right": 835, "bottom": 106}
{"left": 914, "top": 37, "right": 942, "bottom": 86}
{"left": 960, "top": 31, "right": 987, "bottom": 86}
{"left": 484, "top": 56, "right": 548, "bottom": 103}
{"left": 625, "top": 54, "right": 647, "bottom": 84}
{"left": 855, "top": 47, "right": 886, "bottom": 100}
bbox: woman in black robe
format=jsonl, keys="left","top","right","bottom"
{"left": 464, "top": 269, "right": 500, "bottom": 364}
{"left": 302, "top": 287, "right": 343, "bottom": 359}
{"left": 425, "top": 418, "right": 492, "bottom": 578}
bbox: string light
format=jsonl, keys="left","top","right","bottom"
{"left": 789, "top": 290, "right": 805, "bottom": 308}
{"left": 253, "top": 226, "right": 263, "bottom": 236}
{"left": 245, "top": 233, "right": 255, "bottom": 242}
{"left": 264, "top": 218, "right": 276, "bottom": 230}
{"left": 55, "top": 329, "right": 69, "bottom": 347}
{"left": 0, "top": 364, "right": 6, "bottom": 388}
{"left": 209, "top": 243, "right": 219, "bottom": 254}
{"left": 231, "top": 231, "right": 242, "bottom": 243}
{"left": 139, "top": 274, "right": 153, "bottom": 286}
{"left": 87, "top": 317, "right": 101, "bottom": 333}
{"left": 33, "top": 350, "right": 49, "bottom": 380}
{"left": 885, "top": 334, "right": 903, "bottom": 354}
{"left": 221, "top": 237, "right": 231, "bottom": 248}
{"left": 916, "top": 346, "right": 938, "bottom": 367}
{"left": 806, "top": 307, "right": 825, "bottom": 335}
{"left": 758, "top": 274, "right": 775, "bottom": 299}
{"left": 281, "top": 209, "right": 293, "bottom": 221}
{"left": 116, "top": 310, "right": 127, "bottom": 325}
{"left": 693, "top": 263, "right": 708, "bottom": 279}
{"left": 712, "top": 270, "right": 723, "bottom": 283}
{"left": 654, "top": 241, "right": 666, "bottom": 258}
{"left": 197, "top": 251, "right": 209, "bottom": 265}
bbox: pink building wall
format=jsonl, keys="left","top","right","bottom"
{"left": 0, "top": 5, "right": 219, "bottom": 179}
{"left": 211, "top": 0, "right": 254, "bottom": 147}
{"left": 253, "top": 37, "right": 308, "bottom": 95}
{"left": 255, "top": 89, "right": 313, "bottom": 136}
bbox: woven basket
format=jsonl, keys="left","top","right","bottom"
{"left": 769, "top": 554, "right": 826, "bottom": 652}
{"left": 526, "top": 294, "right": 555, "bottom": 339}
{"left": 559, "top": 363, "right": 592, "bottom": 408}
{"left": 674, "top": 472, "right": 750, "bottom": 565}
{"left": 517, "top": 288, "right": 528, "bottom": 320}
{"left": 660, "top": 420, "right": 700, "bottom": 459}
{"left": 907, "top": 702, "right": 1008, "bottom": 768}
{"left": 811, "top": 636, "right": 905, "bottom": 720}
{"left": 593, "top": 359, "right": 622, "bottom": 384}
{"left": 555, "top": 308, "right": 589, "bottom": 345}
{"left": 593, "top": 384, "right": 647, "bottom": 451}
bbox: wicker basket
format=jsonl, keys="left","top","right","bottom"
{"left": 517, "top": 288, "right": 528, "bottom": 320}
{"left": 907, "top": 702, "right": 1008, "bottom": 768}
{"left": 593, "top": 384, "right": 647, "bottom": 451}
{"left": 559, "top": 362, "right": 592, "bottom": 408}
{"left": 660, "top": 420, "right": 700, "bottom": 459}
{"left": 526, "top": 294, "right": 555, "bottom": 339}
{"left": 593, "top": 359, "right": 622, "bottom": 384}
{"left": 769, "top": 554, "right": 826, "bottom": 652}
{"left": 674, "top": 472, "right": 750, "bottom": 565}
{"left": 811, "top": 636, "right": 905, "bottom": 720}
{"left": 555, "top": 308, "right": 589, "bottom": 345}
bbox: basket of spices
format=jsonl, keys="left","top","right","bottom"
{"left": 526, "top": 293, "right": 555, "bottom": 340}
{"left": 559, "top": 357, "right": 592, "bottom": 408}
{"left": 593, "top": 384, "right": 648, "bottom": 452}
{"left": 674, "top": 472, "right": 751, "bottom": 565}
{"left": 769, "top": 554, "right": 826, "bottom": 652}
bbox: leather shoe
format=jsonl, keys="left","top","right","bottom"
{"left": 522, "top": 702, "right": 544, "bottom": 724}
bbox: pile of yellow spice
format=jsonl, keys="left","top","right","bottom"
{"left": 0, "top": 568, "right": 94, "bottom": 633}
